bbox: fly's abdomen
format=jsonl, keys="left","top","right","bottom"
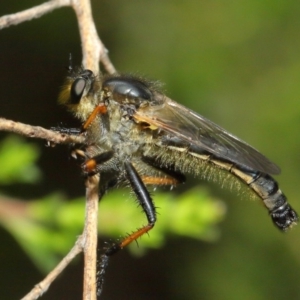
{"left": 231, "top": 166, "right": 298, "bottom": 231}
{"left": 157, "top": 136, "right": 298, "bottom": 231}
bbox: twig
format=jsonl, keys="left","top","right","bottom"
{"left": 0, "top": 0, "right": 70, "bottom": 29}
{"left": 71, "top": 0, "right": 99, "bottom": 74}
{"left": 0, "top": 118, "right": 85, "bottom": 145}
{"left": 21, "top": 235, "right": 84, "bottom": 300}
{"left": 70, "top": 1, "right": 106, "bottom": 298}
{"left": 71, "top": 0, "right": 116, "bottom": 74}
{"left": 82, "top": 175, "right": 100, "bottom": 300}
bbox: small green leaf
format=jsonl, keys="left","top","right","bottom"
{"left": 0, "top": 136, "right": 41, "bottom": 184}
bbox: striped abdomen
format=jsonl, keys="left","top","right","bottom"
{"left": 157, "top": 136, "right": 298, "bottom": 231}
{"left": 199, "top": 155, "right": 298, "bottom": 231}
{"left": 229, "top": 165, "right": 298, "bottom": 231}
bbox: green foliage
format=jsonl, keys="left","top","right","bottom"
{"left": 99, "top": 187, "right": 225, "bottom": 256}
{"left": 0, "top": 136, "right": 41, "bottom": 184}
{"left": 0, "top": 136, "right": 225, "bottom": 272}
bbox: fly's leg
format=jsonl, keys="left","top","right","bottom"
{"left": 102, "top": 157, "right": 186, "bottom": 254}
{"left": 82, "top": 104, "right": 107, "bottom": 130}
{"left": 51, "top": 103, "right": 107, "bottom": 136}
{"left": 105, "top": 162, "right": 157, "bottom": 254}
{"left": 98, "top": 162, "right": 157, "bottom": 295}
{"left": 98, "top": 159, "right": 187, "bottom": 295}
{"left": 81, "top": 151, "right": 114, "bottom": 176}
{"left": 142, "top": 155, "right": 186, "bottom": 184}
{"left": 140, "top": 176, "right": 180, "bottom": 185}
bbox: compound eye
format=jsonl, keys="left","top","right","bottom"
{"left": 70, "top": 77, "right": 87, "bottom": 104}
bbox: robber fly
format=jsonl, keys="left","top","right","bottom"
{"left": 56, "top": 67, "right": 297, "bottom": 292}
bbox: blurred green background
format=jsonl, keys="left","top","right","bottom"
{"left": 1, "top": 1, "right": 300, "bottom": 299}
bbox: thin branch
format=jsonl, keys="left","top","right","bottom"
{"left": 71, "top": 0, "right": 116, "bottom": 74}
{"left": 0, "top": 0, "right": 70, "bottom": 29}
{"left": 100, "top": 49, "right": 117, "bottom": 75}
{"left": 69, "top": 1, "right": 104, "bottom": 298}
{"left": 21, "top": 235, "right": 84, "bottom": 300}
{"left": 0, "top": 118, "right": 85, "bottom": 145}
{"left": 71, "top": 0, "right": 100, "bottom": 73}
{"left": 82, "top": 175, "right": 100, "bottom": 300}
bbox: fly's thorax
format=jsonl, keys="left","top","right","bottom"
{"left": 108, "top": 107, "right": 148, "bottom": 156}
{"left": 79, "top": 99, "right": 147, "bottom": 161}
{"left": 105, "top": 95, "right": 150, "bottom": 136}
{"left": 101, "top": 74, "right": 163, "bottom": 108}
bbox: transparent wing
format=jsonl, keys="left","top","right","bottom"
{"left": 134, "top": 93, "right": 280, "bottom": 175}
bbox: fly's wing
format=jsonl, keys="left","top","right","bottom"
{"left": 134, "top": 93, "right": 280, "bottom": 175}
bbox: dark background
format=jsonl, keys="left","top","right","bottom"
{"left": 1, "top": 1, "right": 300, "bottom": 299}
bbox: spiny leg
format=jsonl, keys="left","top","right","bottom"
{"left": 106, "top": 162, "right": 157, "bottom": 255}
{"left": 100, "top": 156, "right": 185, "bottom": 256}
{"left": 98, "top": 156, "right": 185, "bottom": 294}
{"left": 97, "top": 162, "right": 157, "bottom": 295}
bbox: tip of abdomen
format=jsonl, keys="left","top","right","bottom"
{"left": 270, "top": 203, "right": 298, "bottom": 231}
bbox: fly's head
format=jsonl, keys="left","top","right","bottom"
{"left": 59, "top": 68, "right": 101, "bottom": 121}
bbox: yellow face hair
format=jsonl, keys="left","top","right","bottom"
{"left": 58, "top": 78, "right": 73, "bottom": 105}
